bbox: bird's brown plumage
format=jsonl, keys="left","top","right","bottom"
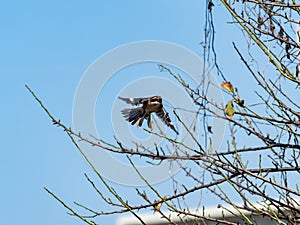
{"left": 119, "top": 96, "right": 179, "bottom": 135}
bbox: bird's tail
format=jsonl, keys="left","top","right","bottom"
{"left": 121, "top": 107, "right": 145, "bottom": 126}
{"left": 146, "top": 114, "right": 154, "bottom": 130}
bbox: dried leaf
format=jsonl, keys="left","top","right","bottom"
{"left": 208, "top": 0, "right": 214, "bottom": 11}
{"left": 221, "top": 81, "right": 234, "bottom": 93}
{"left": 207, "top": 126, "right": 213, "bottom": 134}
{"left": 296, "top": 63, "right": 300, "bottom": 80}
{"left": 257, "top": 15, "right": 263, "bottom": 27}
{"left": 225, "top": 101, "right": 235, "bottom": 119}
{"left": 234, "top": 98, "right": 245, "bottom": 107}
{"left": 278, "top": 28, "right": 284, "bottom": 43}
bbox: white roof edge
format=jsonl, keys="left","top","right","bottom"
{"left": 116, "top": 204, "right": 253, "bottom": 225}
{"left": 116, "top": 201, "right": 300, "bottom": 225}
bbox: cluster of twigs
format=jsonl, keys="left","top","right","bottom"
{"left": 220, "top": 0, "right": 300, "bottom": 82}
{"left": 28, "top": 1, "right": 300, "bottom": 225}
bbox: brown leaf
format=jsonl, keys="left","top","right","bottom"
{"left": 234, "top": 98, "right": 245, "bottom": 107}
{"left": 221, "top": 81, "right": 234, "bottom": 93}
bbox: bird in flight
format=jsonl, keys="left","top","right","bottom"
{"left": 119, "top": 96, "right": 179, "bottom": 135}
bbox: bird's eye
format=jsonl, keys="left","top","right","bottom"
{"left": 151, "top": 98, "right": 161, "bottom": 103}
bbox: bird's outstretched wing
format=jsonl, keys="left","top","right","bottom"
{"left": 121, "top": 108, "right": 145, "bottom": 126}
{"left": 119, "top": 96, "right": 148, "bottom": 106}
{"left": 156, "top": 107, "right": 179, "bottom": 135}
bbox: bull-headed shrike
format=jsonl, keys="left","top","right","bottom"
{"left": 119, "top": 96, "right": 179, "bottom": 135}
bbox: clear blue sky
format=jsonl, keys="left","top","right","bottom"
{"left": 1, "top": 1, "right": 252, "bottom": 225}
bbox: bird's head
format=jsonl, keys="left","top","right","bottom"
{"left": 150, "top": 96, "right": 162, "bottom": 104}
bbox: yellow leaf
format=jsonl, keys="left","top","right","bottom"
{"left": 153, "top": 196, "right": 166, "bottom": 213}
{"left": 221, "top": 81, "right": 234, "bottom": 93}
{"left": 225, "top": 101, "right": 235, "bottom": 119}
{"left": 153, "top": 201, "right": 162, "bottom": 213}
